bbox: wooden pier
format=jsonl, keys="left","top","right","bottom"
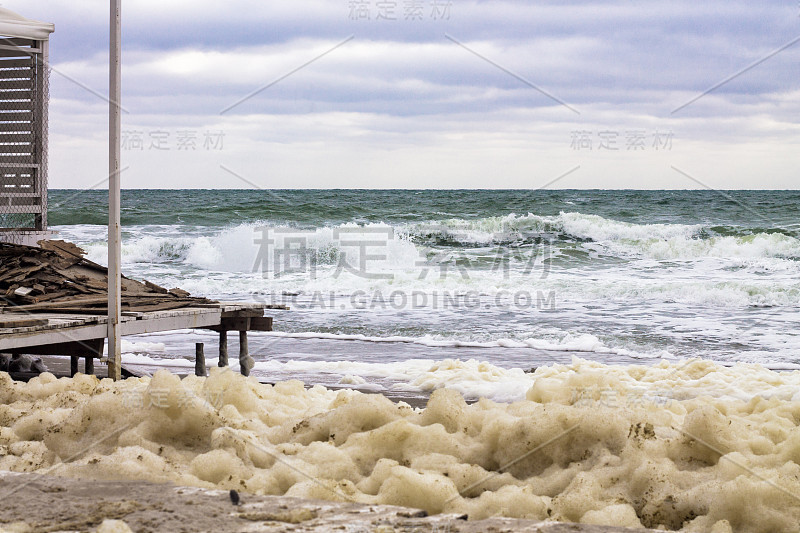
{"left": 0, "top": 302, "right": 276, "bottom": 379}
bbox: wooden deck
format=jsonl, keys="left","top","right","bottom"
{"left": 0, "top": 302, "right": 279, "bottom": 379}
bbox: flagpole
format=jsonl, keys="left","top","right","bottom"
{"left": 108, "top": 0, "right": 122, "bottom": 380}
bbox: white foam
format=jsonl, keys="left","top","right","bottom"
{"left": 104, "top": 340, "right": 166, "bottom": 356}
{"left": 260, "top": 331, "right": 642, "bottom": 356}
{"left": 243, "top": 355, "right": 800, "bottom": 404}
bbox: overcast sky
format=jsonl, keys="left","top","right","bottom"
{"left": 12, "top": 0, "right": 800, "bottom": 189}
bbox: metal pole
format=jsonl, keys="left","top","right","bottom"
{"left": 108, "top": 0, "right": 122, "bottom": 381}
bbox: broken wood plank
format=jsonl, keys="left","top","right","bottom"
{"left": 144, "top": 280, "right": 168, "bottom": 294}
{"left": 126, "top": 301, "right": 192, "bottom": 313}
{"left": 0, "top": 241, "right": 218, "bottom": 312}
{"left": 169, "top": 288, "right": 190, "bottom": 297}
{"left": 0, "top": 317, "right": 47, "bottom": 328}
{"left": 38, "top": 239, "right": 86, "bottom": 259}
{"left": 7, "top": 296, "right": 109, "bottom": 311}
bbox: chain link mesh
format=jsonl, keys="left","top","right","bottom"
{"left": 0, "top": 36, "right": 49, "bottom": 245}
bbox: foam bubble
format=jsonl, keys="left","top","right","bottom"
{"left": 4, "top": 360, "right": 800, "bottom": 530}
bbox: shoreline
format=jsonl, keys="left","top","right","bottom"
{"left": 0, "top": 471, "right": 657, "bottom": 533}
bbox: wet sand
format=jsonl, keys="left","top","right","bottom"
{"left": 0, "top": 471, "right": 657, "bottom": 533}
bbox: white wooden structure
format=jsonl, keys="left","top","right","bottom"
{"left": 0, "top": 303, "right": 270, "bottom": 377}
{"left": 0, "top": 8, "right": 54, "bottom": 246}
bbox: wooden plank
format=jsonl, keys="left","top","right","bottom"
{"left": 5, "top": 338, "right": 104, "bottom": 357}
{"left": 0, "top": 317, "right": 47, "bottom": 328}
{"left": 218, "top": 330, "right": 228, "bottom": 367}
{"left": 0, "top": 304, "right": 270, "bottom": 353}
{"left": 7, "top": 295, "right": 109, "bottom": 311}
{"left": 218, "top": 316, "right": 250, "bottom": 331}
{"left": 0, "top": 322, "right": 109, "bottom": 351}
{"left": 239, "top": 331, "right": 253, "bottom": 376}
{"left": 143, "top": 280, "right": 168, "bottom": 294}
{"left": 25, "top": 290, "right": 73, "bottom": 303}
{"left": 12, "top": 307, "right": 109, "bottom": 314}
{"left": 0, "top": 263, "right": 45, "bottom": 282}
{"left": 168, "top": 288, "right": 190, "bottom": 298}
{"left": 195, "top": 343, "right": 206, "bottom": 377}
{"left": 39, "top": 240, "right": 86, "bottom": 259}
{"left": 121, "top": 309, "right": 222, "bottom": 335}
{"left": 126, "top": 301, "right": 191, "bottom": 313}
{"left": 250, "top": 316, "right": 273, "bottom": 331}
{"left": 133, "top": 308, "right": 214, "bottom": 320}
{"left": 221, "top": 308, "right": 264, "bottom": 318}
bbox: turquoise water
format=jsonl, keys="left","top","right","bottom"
{"left": 48, "top": 189, "right": 800, "bottom": 371}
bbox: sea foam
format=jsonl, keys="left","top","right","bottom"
{"left": 4, "top": 359, "right": 800, "bottom": 531}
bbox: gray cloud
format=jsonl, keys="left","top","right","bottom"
{"left": 7, "top": 0, "right": 799, "bottom": 189}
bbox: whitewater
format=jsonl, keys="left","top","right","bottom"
{"left": 48, "top": 189, "right": 800, "bottom": 403}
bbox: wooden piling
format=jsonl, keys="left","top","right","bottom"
{"left": 195, "top": 343, "right": 206, "bottom": 377}
{"left": 239, "top": 331, "right": 253, "bottom": 377}
{"left": 70, "top": 356, "right": 78, "bottom": 377}
{"left": 218, "top": 330, "right": 228, "bottom": 367}
{"left": 85, "top": 355, "right": 94, "bottom": 375}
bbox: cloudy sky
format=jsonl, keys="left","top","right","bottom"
{"left": 12, "top": 0, "right": 800, "bottom": 189}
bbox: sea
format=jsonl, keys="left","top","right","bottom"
{"left": 48, "top": 189, "right": 800, "bottom": 403}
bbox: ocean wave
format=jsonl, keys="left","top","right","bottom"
{"left": 70, "top": 211, "right": 800, "bottom": 275}
{"left": 407, "top": 212, "right": 800, "bottom": 260}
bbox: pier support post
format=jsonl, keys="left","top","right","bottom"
{"left": 195, "top": 343, "right": 206, "bottom": 377}
{"left": 85, "top": 355, "right": 94, "bottom": 375}
{"left": 70, "top": 356, "right": 78, "bottom": 377}
{"left": 239, "top": 331, "right": 253, "bottom": 377}
{"left": 218, "top": 330, "right": 228, "bottom": 367}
